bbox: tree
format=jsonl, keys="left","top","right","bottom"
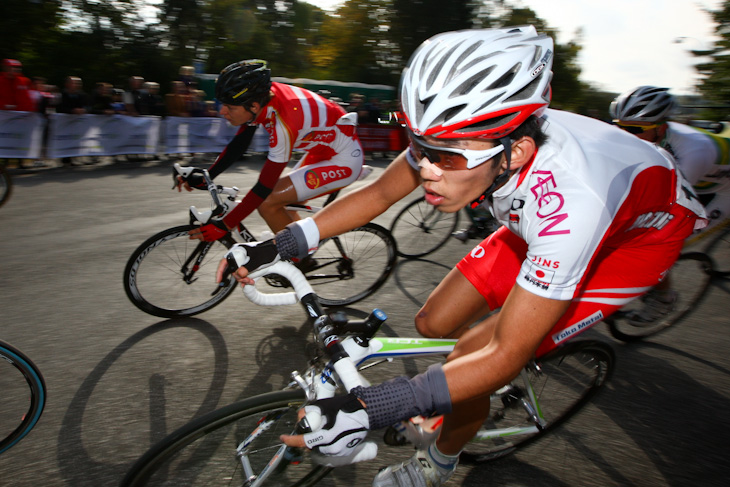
{"left": 694, "top": 0, "right": 730, "bottom": 118}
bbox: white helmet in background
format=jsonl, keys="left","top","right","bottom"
{"left": 400, "top": 26, "right": 553, "bottom": 140}
{"left": 609, "top": 86, "right": 677, "bottom": 123}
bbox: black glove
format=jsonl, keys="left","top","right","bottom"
{"left": 224, "top": 239, "right": 281, "bottom": 274}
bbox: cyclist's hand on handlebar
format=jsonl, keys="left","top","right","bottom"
{"left": 216, "top": 240, "right": 281, "bottom": 286}
{"left": 189, "top": 219, "right": 230, "bottom": 241}
{"left": 281, "top": 394, "right": 370, "bottom": 458}
{"left": 174, "top": 175, "right": 193, "bottom": 192}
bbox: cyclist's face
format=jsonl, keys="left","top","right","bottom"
{"left": 220, "top": 104, "right": 256, "bottom": 126}
{"left": 415, "top": 136, "right": 504, "bottom": 213}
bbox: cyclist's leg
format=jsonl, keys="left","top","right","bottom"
{"left": 258, "top": 139, "right": 363, "bottom": 232}
{"left": 415, "top": 226, "right": 521, "bottom": 339}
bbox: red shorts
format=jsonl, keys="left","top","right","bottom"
{"left": 457, "top": 205, "right": 697, "bottom": 357}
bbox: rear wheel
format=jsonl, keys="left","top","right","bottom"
{"left": 121, "top": 389, "right": 331, "bottom": 487}
{"left": 390, "top": 197, "right": 459, "bottom": 258}
{"left": 462, "top": 339, "right": 614, "bottom": 463}
{"left": 705, "top": 221, "right": 730, "bottom": 276}
{"left": 607, "top": 252, "right": 714, "bottom": 342}
{"left": 0, "top": 164, "right": 12, "bottom": 207}
{"left": 123, "top": 225, "right": 238, "bottom": 318}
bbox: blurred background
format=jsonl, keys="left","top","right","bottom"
{"left": 2, "top": 0, "right": 730, "bottom": 122}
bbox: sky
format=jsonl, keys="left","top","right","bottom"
{"left": 302, "top": 0, "right": 723, "bottom": 96}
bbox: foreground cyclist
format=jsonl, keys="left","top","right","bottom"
{"left": 179, "top": 59, "right": 364, "bottom": 240}
{"left": 610, "top": 86, "right": 730, "bottom": 324}
{"left": 218, "top": 27, "right": 706, "bottom": 486}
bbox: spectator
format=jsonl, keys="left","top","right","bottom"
{"left": 29, "top": 77, "right": 52, "bottom": 114}
{"left": 90, "top": 82, "right": 115, "bottom": 115}
{"left": 165, "top": 80, "right": 190, "bottom": 117}
{"left": 179, "top": 65, "right": 196, "bottom": 90}
{"left": 57, "top": 76, "right": 88, "bottom": 115}
{"left": 189, "top": 89, "right": 208, "bottom": 117}
{"left": 57, "top": 76, "right": 88, "bottom": 166}
{"left": 123, "top": 76, "right": 148, "bottom": 115}
{"left": 0, "top": 59, "right": 35, "bottom": 112}
{"left": 111, "top": 88, "right": 126, "bottom": 114}
{"left": 143, "top": 82, "right": 166, "bottom": 116}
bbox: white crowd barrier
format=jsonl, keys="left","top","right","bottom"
{"left": 0, "top": 111, "right": 270, "bottom": 159}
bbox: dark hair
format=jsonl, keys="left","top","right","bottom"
{"left": 509, "top": 115, "right": 548, "bottom": 147}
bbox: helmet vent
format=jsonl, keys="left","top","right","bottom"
{"left": 505, "top": 75, "right": 541, "bottom": 103}
{"left": 487, "top": 64, "right": 520, "bottom": 90}
{"left": 451, "top": 66, "right": 494, "bottom": 99}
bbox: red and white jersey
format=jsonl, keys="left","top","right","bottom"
{"left": 254, "top": 82, "right": 356, "bottom": 164}
{"left": 488, "top": 109, "right": 706, "bottom": 301}
{"left": 663, "top": 121, "right": 730, "bottom": 195}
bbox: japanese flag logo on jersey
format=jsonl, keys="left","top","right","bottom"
{"left": 524, "top": 262, "right": 555, "bottom": 290}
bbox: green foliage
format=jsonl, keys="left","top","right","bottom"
{"left": 0, "top": 0, "right": 617, "bottom": 117}
{"left": 694, "top": 0, "right": 730, "bottom": 119}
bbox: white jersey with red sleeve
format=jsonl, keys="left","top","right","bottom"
{"left": 255, "top": 82, "right": 353, "bottom": 164}
{"left": 489, "top": 109, "right": 705, "bottom": 301}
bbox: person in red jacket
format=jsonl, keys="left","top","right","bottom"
{"left": 0, "top": 59, "right": 35, "bottom": 112}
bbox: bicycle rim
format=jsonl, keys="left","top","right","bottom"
{"left": 390, "top": 197, "right": 459, "bottom": 258}
{"left": 461, "top": 340, "right": 614, "bottom": 463}
{"left": 311, "top": 223, "right": 396, "bottom": 307}
{"left": 607, "top": 252, "right": 714, "bottom": 342}
{"left": 121, "top": 389, "right": 331, "bottom": 487}
{"left": 704, "top": 221, "right": 730, "bottom": 275}
{"left": 0, "top": 165, "right": 11, "bottom": 208}
{"left": 0, "top": 341, "right": 46, "bottom": 454}
{"left": 124, "top": 225, "right": 238, "bottom": 318}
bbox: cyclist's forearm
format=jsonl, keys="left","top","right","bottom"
{"left": 208, "top": 124, "right": 257, "bottom": 179}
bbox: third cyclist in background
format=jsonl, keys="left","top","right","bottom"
{"left": 610, "top": 86, "right": 730, "bottom": 324}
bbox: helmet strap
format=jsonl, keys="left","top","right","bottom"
{"left": 470, "top": 136, "right": 512, "bottom": 209}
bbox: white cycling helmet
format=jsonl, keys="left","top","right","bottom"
{"left": 400, "top": 26, "right": 553, "bottom": 140}
{"left": 609, "top": 86, "right": 677, "bottom": 123}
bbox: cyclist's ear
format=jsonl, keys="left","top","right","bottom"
{"left": 505, "top": 136, "right": 536, "bottom": 171}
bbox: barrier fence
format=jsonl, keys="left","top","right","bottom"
{"left": 0, "top": 111, "right": 408, "bottom": 159}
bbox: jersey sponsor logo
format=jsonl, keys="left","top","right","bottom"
{"left": 531, "top": 255, "right": 560, "bottom": 269}
{"left": 303, "top": 130, "right": 337, "bottom": 144}
{"left": 524, "top": 262, "right": 555, "bottom": 290}
{"left": 263, "top": 114, "right": 278, "bottom": 147}
{"left": 304, "top": 165, "right": 353, "bottom": 189}
{"left": 510, "top": 213, "right": 520, "bottom": 224}
{"left": 470, "top": 244, "right": 487, "bottom": 259}
{"left": 552, "top": 310, "right": 604, "bottom": 345}
{"left": 626, "top": 211, "right": 674, "bottom": 231}
{"left": 530, "top": 170, "right": 570, "bottom": 237}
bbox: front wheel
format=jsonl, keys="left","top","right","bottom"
{"left": 390, "top": 197, "right": 460, "bottom": 258}
{"left": 121, "top": 389, "right": 331, "bottom": 487}
{"left": 0, "top": 340, "right": 46, "bottom": 454}
{"left": 606, "top": 252, "right": 714, "bottom": 342}
{"left": 461, "top": 339, "right": 615, "bottom": 463}
{"left": 123, "top": 225, "right": 238, "bottom": 318}
{"left": 309, "top": 223, "right": 397, "bottom": 307}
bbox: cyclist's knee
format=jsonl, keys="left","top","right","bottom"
{"left": 414, "top": 305, "right": 458, "bottom": 338}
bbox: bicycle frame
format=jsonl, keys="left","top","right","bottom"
{"left": 244, "top": 261, "right": 555, "bottom": 457}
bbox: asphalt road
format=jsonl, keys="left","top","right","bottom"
{"left": 1, "top": 155, "right": 729, "bottom": 487}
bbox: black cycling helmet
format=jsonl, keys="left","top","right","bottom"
{"left": 215, "top": 59, "right": 271, "bottom": 106}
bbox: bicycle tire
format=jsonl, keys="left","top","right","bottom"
{"left": 704, "top": 221, "right": 730, "bottom": 276}
{"left": 0, "top": 340, "right": 46, "bottom": 454}
{"left": 461, "top": 339, "right": 614, "bottom": 463}
{"left": 0, "top": 164, "right": 12, "bottom": 208}
{"left": 389, "top": 197, "right": 460, "bottom": 258}
{"left": 310, "top": 223, "right": 397, "bottom": 307}
{"left": 121, "top": 389, "right": 332, "bottom": 487}
{"left": 123, "top": 225, "right": 238, "bottom": 318}
{"left": 606, "top": 252, "right": 714, "bottom": 342}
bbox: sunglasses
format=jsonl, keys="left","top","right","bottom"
{"left": 408, "top": 135, "right": 505, "bottom": 170}
{"left": 615, "top": 122, "right": 660, "bottom": 135}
